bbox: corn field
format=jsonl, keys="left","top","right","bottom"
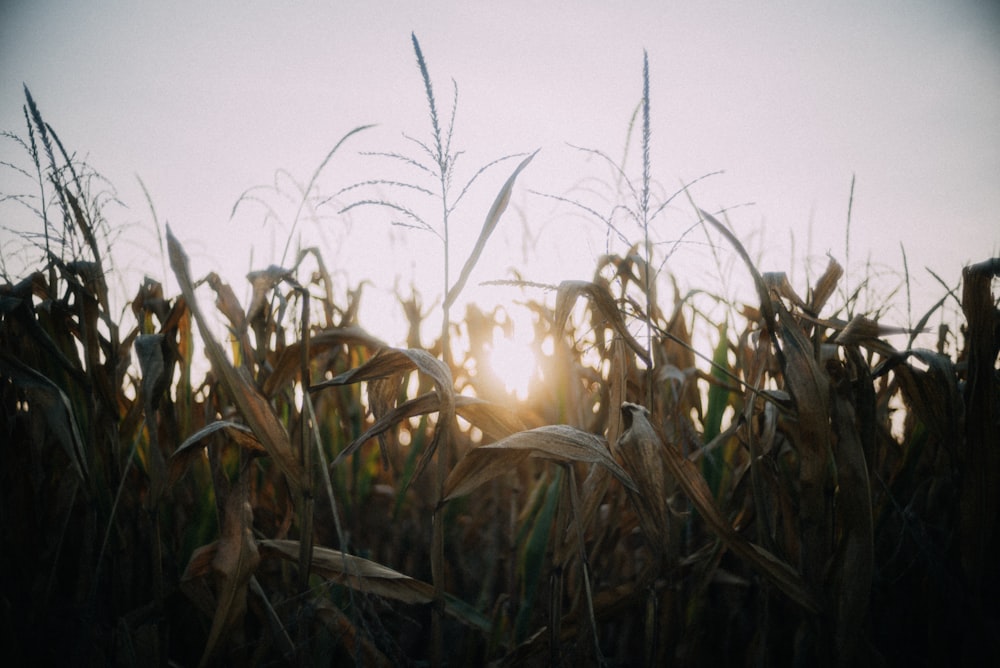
{"left": 1, "top": 37, "right": 998, "bottom": 667}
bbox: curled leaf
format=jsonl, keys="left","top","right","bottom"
{"left": 311, "top": 347, "right": 455, "bottom": 484}
{"left": 554, "top": 280, "right": 650, "bottom": 366}
{"left": 442, "top": 424, "right": 637, "bottom": 503}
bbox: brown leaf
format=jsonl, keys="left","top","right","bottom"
{"left": 809, "top": 255, "right": 843, "bottom": 313}
{"left": 615, "top": 402, "right": 672, "bottom": 557}
{"left": 442, "top": 424, "right": 637, "bottom": 503}
{"left": 618, "top": 403, "right": 819, "bottom": 613}
{"left": 205, "top": 272, "right": 253, "bottom": 365}
{"left": 189, "top": 473, "right": 260, "bottom": 667}
{"left": 773, "top": 300, "right": 834, "bottom": 589}
{"left": 167, "top": 227, "right": 305, "bottom": 491}
{"left": 311, "top": 346, "right": 455, "bottom": 485}
{"left": 262, "top": 326, "right": 387, "bottom": 398}
{"left": 259, "top": 539, "right": 435, "bottom": 604}
{"left": 330, "top": 392, "right": 440, "bottom": 468}
{"left": 169, "top": 421, "right": 267, "bottom": 486}
{"left": 0, "top": 351, "right": 89, "bottom": 483}
{"left": 454, "top": 395, "right": 529, "bottom": 440}
{"left": 245, "top": 264, "right": 289, "bottom": 323}
{"left": 833, "top": 314, "right": 913, "bottom": 348}
{"left": 554, "top": 280, "right": 651, "bottom": 366}
{"left": 827, "top": 350, "right": 875, "bottom": 666}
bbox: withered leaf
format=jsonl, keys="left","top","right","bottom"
{"left": 618, "top": 403, "right": 819, "bottom": 613}
{"left": 442, "top": 424, "right": 637, "bottom": 503}
{"left": 167, "top": 227, "right": 305, "bottom": 491}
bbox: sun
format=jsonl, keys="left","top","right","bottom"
{"left": 485, "top": 327, "right": 539, "bottom": 401}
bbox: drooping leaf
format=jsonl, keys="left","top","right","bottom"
{"left": 773, "top": 298, "right": 834, "bottom": 589}
{"left": 0, "top": 351, "right": 88, "bottom": 483}
{"left": 442, "top": 424, "right": 637, "bottom": 503}
{"left": 618, "top": 403, "right": 819, "bottom": 613}
{"left": 167, "top": 226, "right": 305, "bottom": 491}
{"left": 616, "top": 403, "right": 673, "bottom": 558}
{"left": 828, "top": 348, "right": 875, "bottom": 666}
{"left": 311, "top": 346, "right": 455, "bottom": 484}
{"left": 135, "top": 333, "right": 169, "bottom": 506}
{"left": 454, "top": 395, "right": 530, "bottom": 440}
{"left": 261, "top": 325, "right": 387, "bottom": 398}
{"left": 182, "top": 470, "right": 260, "bottom": 667}
{"left": 260, "top": 539, "right": 435, "bottom": 604}
{"left": 700, "top": 209, "right": 835, "bottom": 593}
{"left": 330, "top": 392, "right": 440, "bottom": 468}
{"left": 554, "top": 280, "right": 650, "bottom": 366}
{"left": 169, "top": 420, "right": 267, "bottom": 485}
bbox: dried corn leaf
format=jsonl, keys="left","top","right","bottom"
{"left": 699, "top": 210, "right": 776, "bottom": 334}
{"left": 875, "top": 349, "right": 961, "bottom": 442}
{"left": 616, "top": 405, "right": 672, "bottom": 556}
{"left": 311, "top": 346, "right": 455, "bottom": 484}
{"left": 554, "top": 280, "right": 650, "bottom": 366}
{"left": 260, "top": 539, "right": 435, "bottom": 604}
{"left": 245, "top": 264, "right": 289, "bottom": 323}
{"left": 169, "top": 421, "right": 267, "bottom": 485}
{"left": 185, "top": 473, "right": 260, "bottom": 667}
{"left": 442, "top": 424, "right": 637, "bottom": 503}
{"left": 368, "top": 374, "right": 404, "bottom": 468}
{"left": 167, "top": 227, "right": 305, "bottom": 491}
{"left": 809, "top": 255, "right": 843, "bottom": 313}
{"left": 773, "top": 298, "right": 833, "bottom": 589}
{"left": 618, "top": 403, "right": 819, "bottom": 613}
{"left": 763, "top": 272, "right": 809, "bottom": 312}
{"left": 330, "top": 392, "right": 440, "bottom": 468}
{"left": 701, "top": 211, "right": 835, "bottom": 592}
{"left": 262, "top": 326, "right": 387, "bottom": 398}
{"left": 135, "top": 333, "right": 168, "bottom": 409}
{"left": 828, "top": 349, "right": 875, "bottom": 667}
{"left": 205, "top": 272, "right": 252, "bottom": 364}
{"left": 834, "top": 314, "right": 913, "bottom": 348}
{"left": 958, "top": 257, "right": 1000, "bottom": 589}
{"left": 0, "top": 351, "right": 88, "bottom": 483}
{"left": 575, "top": 338, "right": 630, "bottom": 537}
{"left": 135, "top": 333, "right": 168, "bottom": 504}
{"left": 454, "top": 395, "right": 529, "bottom": 440}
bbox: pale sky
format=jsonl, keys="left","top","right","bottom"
{"left": 2, "top": 0, "right": 998, "bottom": 345}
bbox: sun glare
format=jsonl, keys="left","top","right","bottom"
{"left": 486, "top": 327, "right": 538, "bottom": 401}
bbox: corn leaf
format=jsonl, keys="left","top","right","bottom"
{"left": 618, "top": 403, "right": 819, "bottom": 613}
{"left": 444, "top": 149, "right": 539, "bottom": 309}
{"left": 167, "top": 226, "right": 305, "bottom": 491}
{"left": 554, "top": 280, "right": 650, "bottom": 366}
{"left": 442, "top": 424, "right": 637, "bottom": 503}
{"left": 311, "top": 346, "right": 454, "bottom": 484}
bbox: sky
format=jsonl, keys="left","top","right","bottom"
{"left": 2, "top": 0, "right": 999, "bottom": 348}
